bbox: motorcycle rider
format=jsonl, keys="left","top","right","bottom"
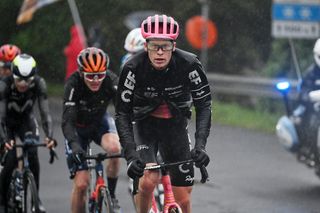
{"left": 291, "top": 38, "right": 320, "bottom": 172}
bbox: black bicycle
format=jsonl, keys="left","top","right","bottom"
{"left": 1, "top": 140, "right": 58, "bottom": 213}
{"left": 84, "top": 148, "right": 123, "bottom": 213}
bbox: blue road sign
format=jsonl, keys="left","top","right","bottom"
{"left": 272, "top": 3, "right": 320, "bottom": 22}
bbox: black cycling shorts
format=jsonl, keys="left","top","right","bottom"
{"left": 65, "top": 112, "right": 117, "bottom": 179}
{"left": 133, "top": 116, "right": 194, "bottom": 186}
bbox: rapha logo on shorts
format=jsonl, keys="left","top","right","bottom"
{"left": 136, "top": 145, "right": 149, "bottom": 151}
{"left": 185, "top": 175, "right": 194, "bottom": 183}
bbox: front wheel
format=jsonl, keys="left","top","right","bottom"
{"left": 96, "top": 186, "right": 113, "bottom": 213}
{"left": 6, "top": 169, "right": 23, "bottom": 213}
{"left": 314, "top": 127, "right": 320, "bottom": 178}
{"left": 164, "top": 204, "right": 183, "bottom": 213}
{"left": 23, "top": 171, "right": 39, "bottom": 213}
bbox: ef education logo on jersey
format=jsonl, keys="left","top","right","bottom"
{"left": 121, "top": 70, "right": 135, "bottom": 103}
{"left": 189, "top": 70, "right": 202, "bottom": 85}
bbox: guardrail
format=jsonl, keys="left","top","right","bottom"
{"left": 206, "top": 73, "right": 299, "bottom": 99}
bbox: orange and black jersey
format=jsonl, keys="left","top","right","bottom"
{"left": 61, "top": 71, "right": 118, "bottom": 146}
{"left": 115, "top": 48, "right": 212, "bottom": 161}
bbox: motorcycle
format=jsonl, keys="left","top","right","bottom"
{"left": 275, "top": 81, "right": 320, "bottom": 177}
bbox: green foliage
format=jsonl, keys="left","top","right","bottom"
{"left": 0, "top": 0, "right": 315, "bottom": 93}
{"left": 262, "top": 39, "right": 314, "bottom": 79}
{"left": 0, "top": 0, "right": 275, "bottom": 83}
{"left": 214, "top": 100, "right": 282, "bottom": 133}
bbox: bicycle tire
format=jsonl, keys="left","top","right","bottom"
{"left": 164, "top": 203, "right": 183, "bottom": 213}
{"left": 154, "top": 184, "right": 164, "bottom": 211}
{"left": 6, "top": 169, "right": 23, "bottom": 213}
{"left": 23, "top": 171, "right": 39, "bottom": 213}
{"left": 167, "top": 205, "right": 183, "bottom": 213}
{"left": 97, "top": 186, "right": 113, "bottom": 213}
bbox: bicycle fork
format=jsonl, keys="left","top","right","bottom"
{"left": 150, "top": 174, "right": 182, "bottom": 213}
{"left": 89, "top": 177, "right": 106, "bottom": 211}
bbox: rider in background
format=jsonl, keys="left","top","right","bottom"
{"left": 62, "top": 47, "right": 122, "bottom": 213}
{"left": 0, "top": 53, "right": 56, "bottom": 213}
{"left": 0, "top": 44, "right": 21, "bottom": 78}
{"left": 115, "top": 14, "right": 212, "bottom": 213}
{"left": 292, "top": 38, "right": 320, "bottom": 168}
{"left": 120, "top": 27, "right": 145, "bottom": 69}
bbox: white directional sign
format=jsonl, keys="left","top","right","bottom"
{"left": 272, "top": 0, "right": 320, "bottom": 39}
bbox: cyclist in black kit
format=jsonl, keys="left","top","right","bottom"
{"left": 0, "top": 54, "right": 56, "bottom": 213}
{"left": 62, "top": 47, "right": 122, "bottom": 213}
{"left": 115, "top": 14, "right": 212, "bottom": 213}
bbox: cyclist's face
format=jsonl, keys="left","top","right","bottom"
{"left": 145, "top": 39, "right": 175, "bottom": 70}
{"left": 14, "top": 76, "right": 34, "bottom": 93}
{"left": 83, "top": 71, "right": 106, "bottom": 92}
{"left": 0, "top": 67, "right": 11, "bottom": 78}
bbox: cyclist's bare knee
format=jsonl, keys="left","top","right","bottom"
{"left": 74, "top": 171, "right": 89, "bottom": 193}
{"left": 172, "top": 186, "right": 192, "bottom": 212}
{"left": 101, "top": 133, "right": 121, "bottom": 153}
{"left": 139, "top": 170, "right": 160, "bottom": 194}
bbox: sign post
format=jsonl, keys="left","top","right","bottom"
{"left": 272, "top": 0, "right": 320, "bottom": 82}
{"left": 272, "top": 0, "right": 320, "bottom": 38}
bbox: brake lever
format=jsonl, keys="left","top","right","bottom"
{"left": 49, "top": 148, "right": 59, "bottom": 164}
{"left": 0, "top": 150, "right": 8, "bottom": 166}
{"left": 200, "top": 166, "right": 209, "bottom": 183}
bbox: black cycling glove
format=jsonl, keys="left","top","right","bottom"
{"left": 191, "top": 148, "right": 210, "bottom": 168}
{"left": 127, "top": 158, "right": 146, "bottom": 179}
{"left": 69, "top": 141, "right": 85, "bottom": 165}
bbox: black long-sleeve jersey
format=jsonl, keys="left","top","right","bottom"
{"left": 0, "top": 75, "right": 53, "bottom": 143}
{"left": 115, "top": 48, "right": 212, "bottom": 160}
{"left": 61, "top": 71, "right": 118, "bottom": 147}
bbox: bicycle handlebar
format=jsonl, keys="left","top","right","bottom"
{"left": 144, "top": 159, "right": 209, "bottom": 183}
{"left": 83, "top": 152, "right": 124, "bottom": 161}
{"left": 1, "top": 142, "right": 58, "bottom": 165}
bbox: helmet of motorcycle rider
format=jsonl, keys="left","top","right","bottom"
{"left": 124, "top": 28, "right": 145, "bottom": 53}
{"left": 11, "top": 54, "right": 37, "bottom": 79}
{"left": 313, "top": 38, "right": 320, "bottom": 67}
{"left": 0, "top": 44, "right": 21, "bottom": 67}
{"left": 141, "top": 14, "right": 179, "bottom": 40}
{"left": 275, "top": 115, "right": 299, "bottom": 152}
{"left": 77, "top": 47, "right": 109, "bottom": 73}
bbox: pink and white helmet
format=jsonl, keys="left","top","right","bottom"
{"left": 141, "top": 14, "right": 179, "bottom": 40}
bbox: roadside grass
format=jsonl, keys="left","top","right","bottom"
{"left": 47, "top": 82, "right": 64, "bottom": 97}
{"left": 213, "top": 101, "right": 282, "bottom": 134}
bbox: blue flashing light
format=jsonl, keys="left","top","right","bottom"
{"left": 276, "top": 81, "right": 290, "bottom": 91}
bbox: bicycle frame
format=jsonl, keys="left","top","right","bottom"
{"left": 84, "top": 149, "right": 123, "bottom": 213}
{"left": 144, "top": 159, "right": 209, "bottom": 213}
{"left": 2, "top": 141, "right": 57, "bottom": 213}
{"left": 88, "top": 155, "right": 108, "bottom": 210}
